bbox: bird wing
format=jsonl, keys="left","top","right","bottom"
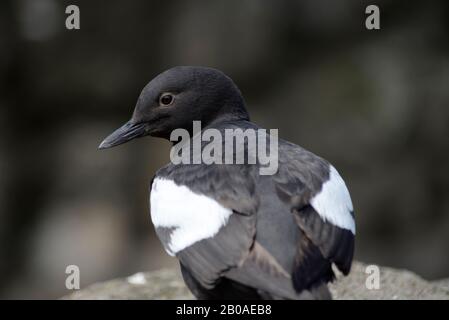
{"left": 176, "top": 211, "right": 256, "bottom": 289}
{"left": 151, "top": 163, "right": 258, "bottom": 290}
{"left": 274, "top": 140, "right": 355, "bottom": 292}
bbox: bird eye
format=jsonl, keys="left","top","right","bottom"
{"left": 159, "top": 93, "right": 174, "bottom": 106}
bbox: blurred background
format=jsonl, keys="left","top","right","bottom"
{"left": 0, "top": 0, "right": 448, "bottom": 299}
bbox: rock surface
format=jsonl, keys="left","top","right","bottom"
{"left": 63, "top": 262, "right": 449, "bottom": 300}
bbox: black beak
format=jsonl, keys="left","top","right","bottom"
{"left": 98, "top": 121, "right": 148, "bottom": 149}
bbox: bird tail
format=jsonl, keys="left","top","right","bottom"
{"left": 288, "top": 282, "right": 331, "bottom": 300}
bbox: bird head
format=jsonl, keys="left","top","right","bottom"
{"left": 99, "top": 66, "right": 249, "bottom": 149}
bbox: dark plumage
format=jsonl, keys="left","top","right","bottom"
{"left": 99, "top": 66, "right": 355, "bottom": 300}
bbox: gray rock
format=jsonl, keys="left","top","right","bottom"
{"left": 63, "top": 262, "right": 449, "bottom": 300}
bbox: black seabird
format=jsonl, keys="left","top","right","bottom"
{"left": 99, "top": 66, "right": 355, "bottom": 300}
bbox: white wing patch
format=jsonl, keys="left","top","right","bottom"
{"left": 310, "top": 165, "right": 355, "bottom": 234}
{"left": 150, "top": 178, "right": 233, "bottom": 255}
